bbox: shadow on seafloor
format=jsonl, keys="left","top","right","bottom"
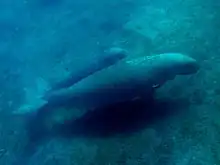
{"left": 54, "top": 97, "right": 190, "bottom": 138}
{"left": 14, "top": 96, "right": 190, "bottom": 165}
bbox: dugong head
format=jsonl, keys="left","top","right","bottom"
{"left": 159, "top": 53, "right": 199, "bottom": 75}
{"left": 136, "top": 53, "right": 199, "bottom": 88}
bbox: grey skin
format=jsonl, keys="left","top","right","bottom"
{"left": 42, "top": 53, "right": 199, "bottom": 111}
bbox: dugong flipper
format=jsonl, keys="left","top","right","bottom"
{"left": 43, "top": 53, "right": 199, "bottom": 112}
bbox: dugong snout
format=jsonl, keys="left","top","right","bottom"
{"left": 174, "top": 54, "right": 199, "bottom": 75}
{"left": 179, "top": 59, "right": 199, "bottom": 75}
{"left": 160, "top": 53, "right": 199, "bottom": 75}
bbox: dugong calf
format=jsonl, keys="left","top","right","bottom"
{"left": 49, "top": 47, "right": 128, "bottom": 92}
{"left": 42, "top": 53, "right": 199, "bottom": 112}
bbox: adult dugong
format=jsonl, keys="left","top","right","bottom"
{"left": 41, "top": 53, "right": 199, "bottom": 113}
{"left": 13, "top": 52, "right": 199, "bottom": 165}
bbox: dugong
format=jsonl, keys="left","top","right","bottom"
{"left": 14, "top": 52, "right": 199, "bottom": 165}
{"left": 40, "top": 52, "right": 199, "bottom": 113}
{"left": 48, "top": 47, "right": 128, "bottom": 92}
{"left": 16, "top": 47, "right": 127, "bottom": 115}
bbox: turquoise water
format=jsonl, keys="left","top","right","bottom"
{"left": 0, "top": 0, "right": 220, "bottom": 164}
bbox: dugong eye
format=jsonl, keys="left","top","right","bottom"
{"left": 152, "top": 84, "right": 160, "bottom": 88}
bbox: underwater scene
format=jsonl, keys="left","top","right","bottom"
{"left": 0, "top": 0, "right": 220, "bottom": 164}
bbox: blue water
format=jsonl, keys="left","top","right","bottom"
{"left": 0, "top": 0, "right": 220, "bottom": 165}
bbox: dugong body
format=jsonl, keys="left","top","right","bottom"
{"left": 43, "top": 53, "right": 199, "bottom": 112}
